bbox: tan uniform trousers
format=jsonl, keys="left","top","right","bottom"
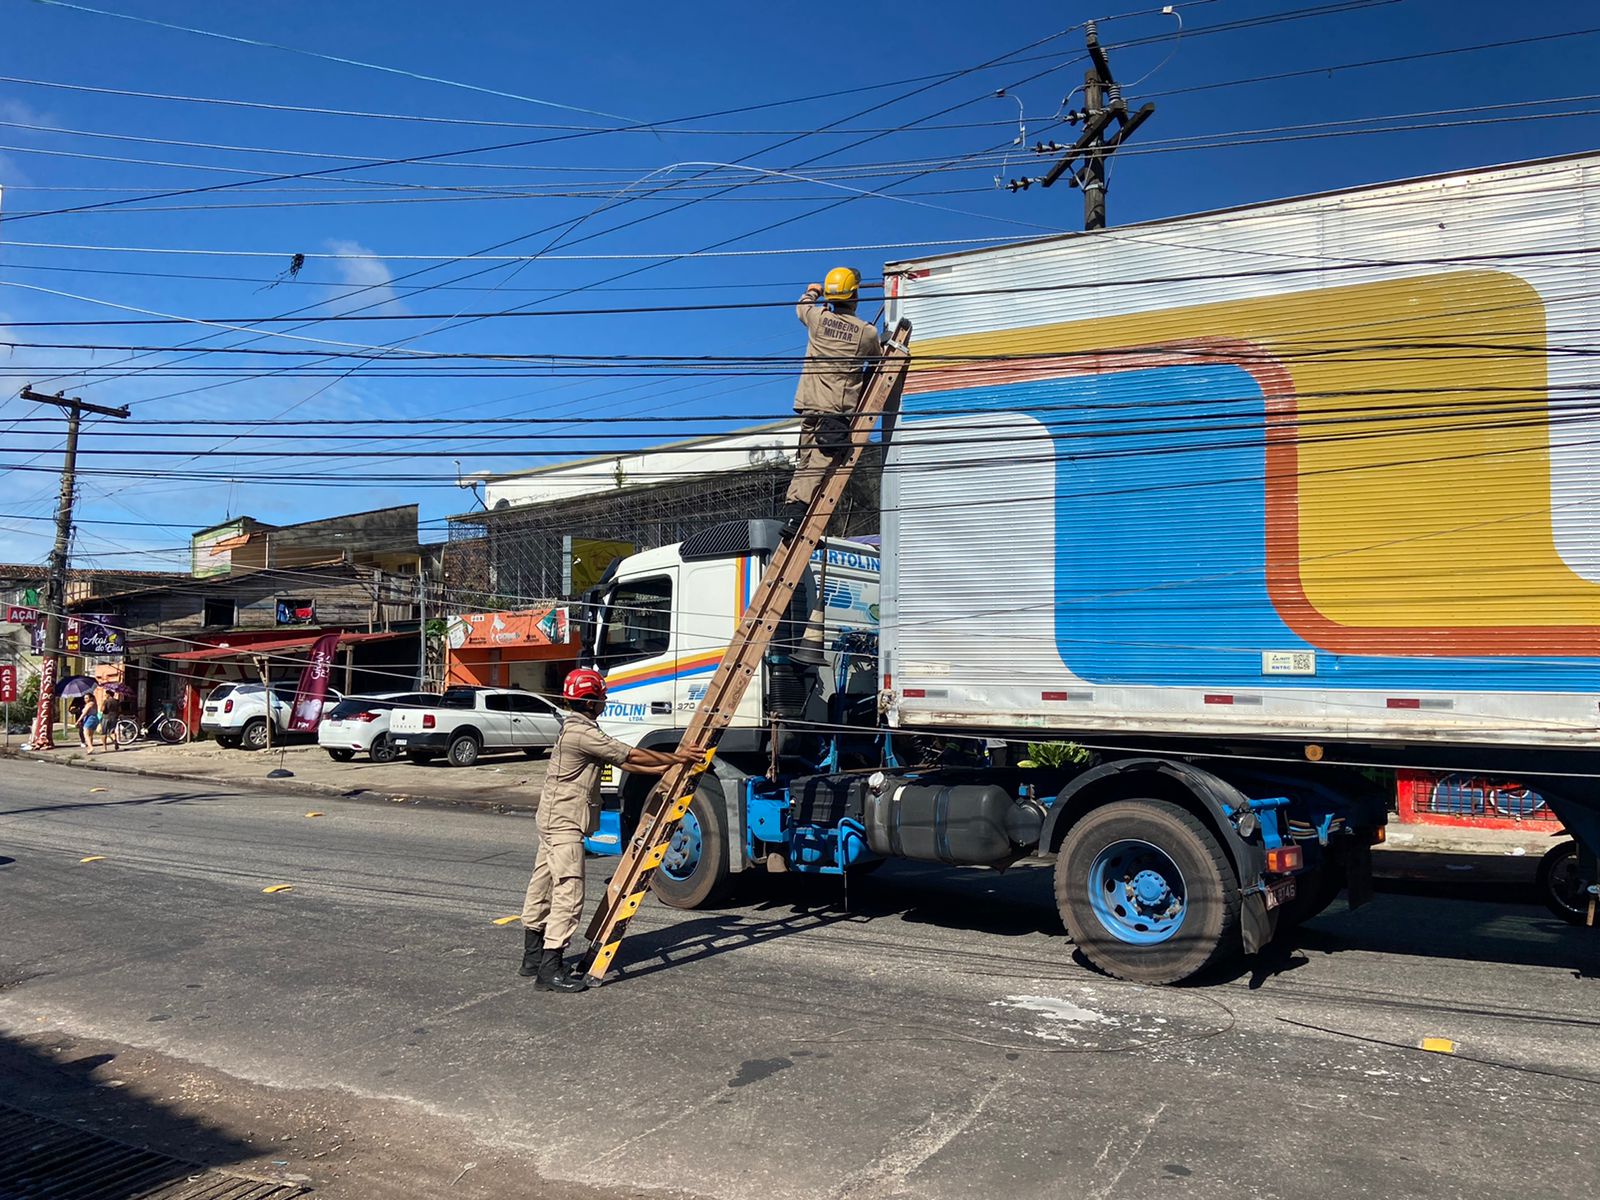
{"left": 521, "top": 832, "right": 585, "bottom": 950}
{"left": 785, "top": 412, "right": 842, "bottom": 507}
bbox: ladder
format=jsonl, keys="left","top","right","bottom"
{"left": 579, "top": 318, "right": 913, "bottom": 985}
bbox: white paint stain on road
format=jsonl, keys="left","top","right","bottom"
{"left": 992, "top": 994, "right": 1114, "bottom": 1025}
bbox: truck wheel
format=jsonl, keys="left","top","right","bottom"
{"left": 1057, "top": 798, "right": 1240, "bottom": 984}
{"left": 1537, "top": 840, "right": 1588, "bottom": 925}
{"left": 651, "top": 778, "right": 732, "bottom": 910}
{"left": 447, "top": 733, "right": 481, "bottom": 767}
{"left": 408, "top": 751, "right": 436, "bottom": 765}
{"left": 240, "top": 719, "right": 269, "bottom": 752}
{"left": 326, "top": 748, "right": 355, "bottom": 763}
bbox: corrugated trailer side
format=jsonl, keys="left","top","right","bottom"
{"left": 881, "top": 154, "right": 1600, "bottom": 749}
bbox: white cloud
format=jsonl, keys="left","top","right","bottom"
{"left": 321, "top": 239, "right": 406, "bottom": 317}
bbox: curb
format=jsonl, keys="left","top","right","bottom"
{"left": 0, "top": 744, "right": 540, "bottom": 819}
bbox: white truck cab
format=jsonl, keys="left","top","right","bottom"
{"left": 586, "top": 519, "right": 880, "bottom": 791}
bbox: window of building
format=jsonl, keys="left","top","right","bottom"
{"left": 202, "top": 597, "right": 236, "bottom": 627}
{"left": 596, "top": 575, "right": 672, "bottom": 670}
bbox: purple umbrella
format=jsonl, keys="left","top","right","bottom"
{"left": 102, "top": 682, "right": 133, "bottom": 696}
{"left": 54, "top": 675, "right": 97, "bottom": 697}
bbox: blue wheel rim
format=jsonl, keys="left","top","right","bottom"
{"left": 661, "top": 808, "right": 703, "bottom": 881}
{"left": 1086, "top": 838, "right": 1187, "bottom": 945}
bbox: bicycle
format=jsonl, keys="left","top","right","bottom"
{"left": 113, "top": 705, "right": 189, "bottom": 747}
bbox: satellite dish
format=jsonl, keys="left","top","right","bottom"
{"left": 493, "top": 499, "right": 511, "bottom": 510}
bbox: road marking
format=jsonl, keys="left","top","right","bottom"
{"left": 1420, "top": 1036, "right": 1457, "bottom": 1054}
{"left": 492, "top": 915, "right": 522, "bottom": 926}
{"left": 79, "top": 855, "right": 106, "bottom": 863}
{"left": 88, "top": 787, "right": 108, "bottom": 793}
{"left": 304, "top": 812, "right": 325, "bottom": 818}
{"left": 262, "top": 884, "right": 295, "bottom": 894}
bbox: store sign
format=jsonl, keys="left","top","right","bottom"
{"left": 0, "top": 664, "right": 16, "bottom": 703}
{"left": 6, "top": 605, "right": 40, "bottom": 625}
{"left": 449, "top": 607, "right": 571, "bottom": 650}
{"left": 65, "top": 614, "right": 126, "bottom": 656}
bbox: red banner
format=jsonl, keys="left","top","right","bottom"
{"left": 288, "top": 632, "right": 340, "bottom": 732}
{"left": 29, "top": 656, "right": 57, "bottom": 749}
{"left": 0, "top": 664, "right": 16, "bottom": 703}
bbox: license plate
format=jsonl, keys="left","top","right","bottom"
{"left": 204, "top": 706, "right": 217, "bottom": 715}
{"left": 1265, "top": 877, "right": 1298, "bottom": 910}
{"left": 392, "top": 738, "right": 408, "bottom": 748}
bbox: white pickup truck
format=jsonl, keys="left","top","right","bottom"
{"left": 388, "top": 685, "right": 563, "bottom": 767}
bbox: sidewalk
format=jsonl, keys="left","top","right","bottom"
{"left": 1, "top": 736, "right": 546, "bottom": 813}
{"left": 1373, "top": 818, "right": 1556, "bottom": 884}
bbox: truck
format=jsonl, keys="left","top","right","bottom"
{"left": 389, "top": 685, "right": 563, "bottom": 767}
{"left": 583, "top": 153, "right": 1600, "bottom": 983}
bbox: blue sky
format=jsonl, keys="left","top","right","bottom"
{"left": 1, "top": 0, "right": 1598, "bottom": 568}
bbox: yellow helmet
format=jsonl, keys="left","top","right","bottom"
{"left": 823, "top": 266, "right": 860, "bottom": 304}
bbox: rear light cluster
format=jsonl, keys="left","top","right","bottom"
{"left": 223, "top": 699, "right": 234, "bottom": 713}
{"left": 355, "top": 711, "right": 381, "bottom": 723}
{"left": 422, "top": 714, "right": 436, "bottom": 729}
{"left": 1264, "top": 845, "right": 1304, "bottom": 874}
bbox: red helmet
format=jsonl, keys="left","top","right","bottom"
{"left": 563, "top": 667, "right": 607, "bottom": 702}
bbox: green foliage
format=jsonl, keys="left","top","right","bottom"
{"left": 3, "top": 671, "right": 41, "bottom": 728}
{"left": 1016, "top": 740, "right": 1090, "bottom": 769}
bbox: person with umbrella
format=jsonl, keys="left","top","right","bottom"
{"left": 55, "top": 675, "right": 100, "bottom": 754}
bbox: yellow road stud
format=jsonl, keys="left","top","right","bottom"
{"left": 262, "top": 884, "right": 294, "bottom": 894}
{"left": 88, "top": 787, "right": 108, "bottom": 793}
{"left": 492, "top": 915, "right": 522, "bottom": 926}
{"left": 1420, "top": 1037, "right": 1456, "bottom": 1054}
{"left": 79, "top": 855, "right": 106, "bottom": 863}
{"left": 304, "top": 811, "right": 325, "bottom": 818}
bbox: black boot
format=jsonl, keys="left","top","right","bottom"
{"left": 517, "top": 927, "right": 543, "bottom": 977}
{"left": 534, "top": 945, "right": 589, "bottom": 993}
{"left": 779, "top": 499, "right": 809, "bottom": 544}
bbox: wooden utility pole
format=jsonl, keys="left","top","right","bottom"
{"left": 20, "top": 387, "right": 129, "bottom": 750}
{"left": 1006, "top": 21, "right": 1155, "bottom": 230}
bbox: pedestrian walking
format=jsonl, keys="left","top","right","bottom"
{"left": 75, "top": 694, "right": 99, "bottom": 754}
{"left": 519, "top": 667, "right": 699, "bottom": 993}
{"left": 99, "top": 692, "right": 121, "bottom": 752}
{"left": 784, "top": 267, "right": 882, "bottom": 523}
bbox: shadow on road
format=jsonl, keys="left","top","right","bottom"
{"left": 0, "top": 790, "right": 232, "bottom": 819}
{"left": 0, "top": 1029, "right": 296, "bottom": 1198}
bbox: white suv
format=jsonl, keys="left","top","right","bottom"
{"left": 317, "top": 692, "right": 438, "bottom": 763}
{"left": 201, "top": 682, "right": 344, "bottom": 751}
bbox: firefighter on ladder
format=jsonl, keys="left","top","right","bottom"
{"left": 784, "top": 267, "right": 882, "bottom": 530}
{"left": 518, "top": 668, "right": 699, "bottom": 993}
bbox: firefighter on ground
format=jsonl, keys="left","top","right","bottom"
{"left": 518, "top": 667, "right": 699, "bottom": 993}
{"left": 784, "top": 267, "right": 882, "bottom": 524}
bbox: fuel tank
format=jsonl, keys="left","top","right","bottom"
{"left": 864, "top": 780, "right": 1045, "bottom": 866}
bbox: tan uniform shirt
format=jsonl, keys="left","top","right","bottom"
{"left": 793, "top": 292, "right": 881, "bottom": 415}
{"left": 535, "top": 711, "right": 632, "bottom": 838}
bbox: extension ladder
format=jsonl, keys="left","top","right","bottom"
{"left": 579, "top": 318, "right": 913, "bottom": 984}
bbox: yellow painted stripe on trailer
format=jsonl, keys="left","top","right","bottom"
{"left": 617, "top": 891, "right": 645, "bottom": 920}
{"left": 642, "top": 842, "right": 669, "bottom": 870}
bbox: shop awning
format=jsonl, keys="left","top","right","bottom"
{"left": 163, "top": 629, "right": 413, "bottom": 662}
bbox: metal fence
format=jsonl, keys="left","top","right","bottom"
{"left": 445, "top": 457, "right": 881, "bottom": 609}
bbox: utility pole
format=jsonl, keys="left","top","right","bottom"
{"left": 20, "top": 386, "right": 129, "bottom": 750}
{"left": 1006, "top": 21, "right": 1155, "bottom": 230}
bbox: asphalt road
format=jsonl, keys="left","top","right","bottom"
{"left": 2, "top": 757, "right": 1598, "bottom": 1200}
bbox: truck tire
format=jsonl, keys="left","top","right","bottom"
{"left": 408, "top": 751, "right": 436, "bottom": 765}
{"left": 240, "top": 719, "right": 269, "bottom": 752}
{"left": 326, "top": 748, "right": 355, "bottom": 763}
{"left": 651, "top": 777, "right": 732, "bottom": 910}
{"left": 1537, "top": 840, "right": 1588, "bottom": 925}
{"left": 214, "top": 733, "right": 240, "bottom": 750}
{"left": 1056, "top": 798, "right": 1240, "bottom": 984}
{"left": 447, "top": 733, "right": 481, "bottom": 768}
{"left": 369, "top": 734, "right": 396, "bottom": 764}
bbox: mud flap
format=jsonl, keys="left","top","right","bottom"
{"left": 1241, "top": 889, "right": 1277, "bottom": 954}
{"left": 1346, "top": 844, "right": 1374, "bottom": 909}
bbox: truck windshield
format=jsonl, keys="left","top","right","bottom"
{"left": 596, "top": 576, "right": 672, "bottom": 670}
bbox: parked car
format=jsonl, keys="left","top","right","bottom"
{"left": 389, "top": 686, "right": 562, "bottom": 767}
{"left": 317, "top": 692, "right": 440, "bottom": 763}
{"left": 201, "top": 682, "right": 344, "bottom": 751}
